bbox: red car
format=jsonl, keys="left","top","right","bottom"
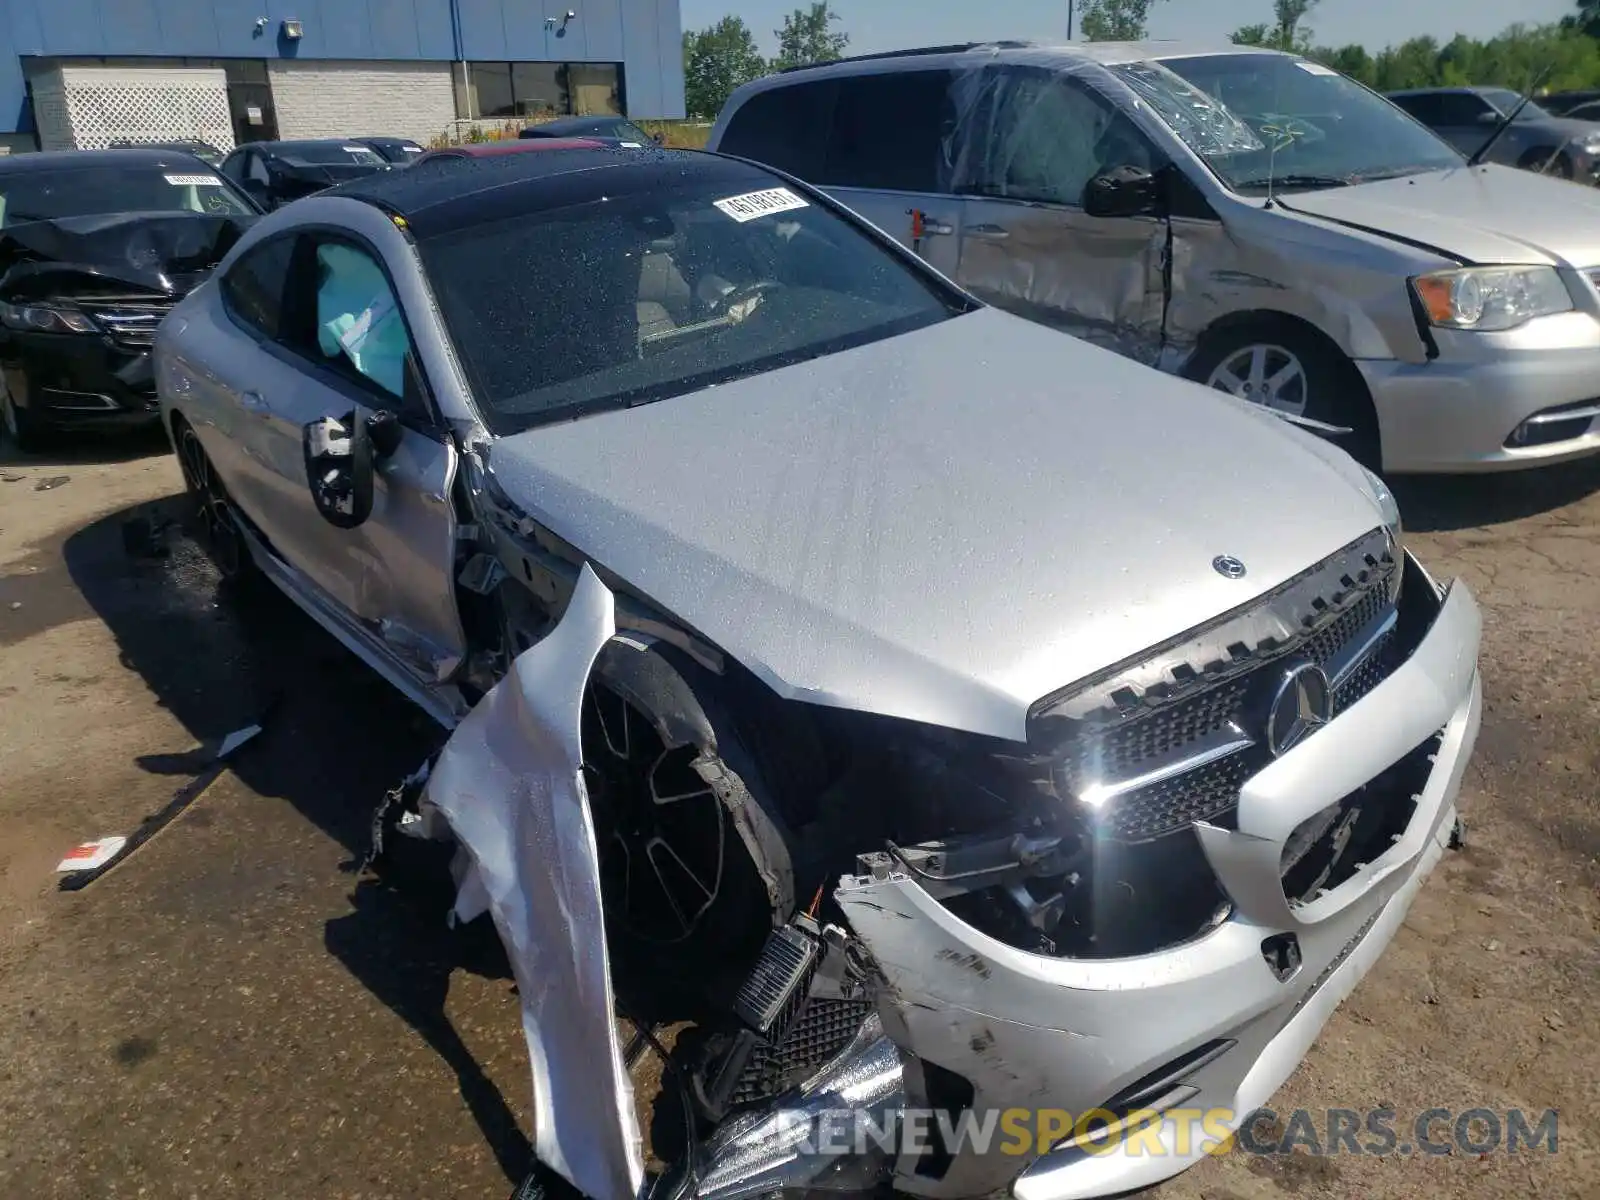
{"left": 411, "top": 138, "right": 604, "bottom": 165}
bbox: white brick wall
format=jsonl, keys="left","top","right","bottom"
{"left": 267, "top": 60, "right": 458, "bottom": 146}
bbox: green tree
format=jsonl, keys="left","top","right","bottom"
{"left": 773, "top": 3, "right": 850, "bottom": 70}
{"left": 1230, "top": 0, "right": 1318, "bottom": 52}
{"left": 1079, "top": 0, "right": 1164, "bottom": 41}
{"left": 683, "top": 16, "right": 768, "bottom": 120}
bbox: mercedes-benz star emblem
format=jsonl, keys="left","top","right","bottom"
{"left": 1212, "top": 554, "right": 1247, "bottom": 579}
{"left": 1265, "top": 659, "right": 1332, "bottom": 757}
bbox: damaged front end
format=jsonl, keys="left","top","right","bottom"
{"left": 0, "top": 213, "right": 251, "bottom": 435}
{"left": 410, "top": 482, "right": 1478, "bottom": 1200}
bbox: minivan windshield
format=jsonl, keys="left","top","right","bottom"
{"left": 1114, "top": 53, "right": 1464, "bottom": 193}
{"left": 423, "top": 176, "right": 963, "bottom": 433}
{"left": 0, "top": 163, "right": 257, "bottom": 227}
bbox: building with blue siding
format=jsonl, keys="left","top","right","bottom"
{"left": 0, "top": 0, "right": 684, "bottom": 153}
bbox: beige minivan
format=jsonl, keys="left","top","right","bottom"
{"left": 710, "top": 41, "right": 1600, "bottom": 472}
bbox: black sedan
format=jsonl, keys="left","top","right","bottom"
{"left": 217, "top": 139, "right": 392, "bottom": 210}
{"left": 0, "top": 150, "right": 256, "bottom": 449}
{"left": 354, "top": 136, "right": 427, "bottom": 165}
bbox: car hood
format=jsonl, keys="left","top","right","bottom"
{"left": 0, "top": 211, "right": 255, "bottom": 300}
{"left": 1279, "top": 163, "right": 1600, "bottom": 267}
{"left": 486, "top": 307, "right": 1388, "bottom": 742}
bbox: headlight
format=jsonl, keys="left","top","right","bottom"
{"left": 1580, "top": 134, "right": 1600, "bottom": 154}
{"left": 0, "top": 300, "right": 98, "bottom": 335}
{"left": 1411, "top": 266, "right": 1572, "bottom": 331}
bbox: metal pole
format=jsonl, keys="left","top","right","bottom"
{"left": 1068, "top": 0, "right": 1075, "bottom": 40}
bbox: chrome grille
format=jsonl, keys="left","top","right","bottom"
{"left": 76, "top": 294, "right": 177, "bottom": 349}
{"left": 1039, "top": 528, "right": 1402, "bottom": 843}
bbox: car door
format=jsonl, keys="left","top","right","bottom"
{"left": 715, "top": 74, "right": 963, "bottom": 280}
{"left": 946, "top": 63, "right": 1168, "bottom": 364}
{"left": 240, "top": 229, "right": 467, "bottom": 682}
{"left": 812, "top": 71, "right": 965, "bottom": 282}
{"left": 1425, "top": 91, "right": 1502, "bottom": 157}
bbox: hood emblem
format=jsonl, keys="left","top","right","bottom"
{"left": 1212, "top": 554, "right": 1247, "bottom": 579}
{"left": 1265, "top": 660, "right": 1332, "bottom": 757}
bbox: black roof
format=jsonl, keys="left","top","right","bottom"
{"left": 325, "top": 147, "right": 774, "bottom": 239}
{"left": 0, "top": 148, "right": 219, "bottom": 175}
{"left": 234, "top": 138, "right": 382, "bottom": 155}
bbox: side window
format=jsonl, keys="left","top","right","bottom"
{"left": 971, "top": 68, "right": 1154, "bottom": 207}
{"left": 820, "top": 70, "right": 953, "bottom": 193}
{"left": 247, "top": 153, "right": 270, "bottom": 185}
{"left": 717, "top": 80, "right": 836, "bottom": 179}
{"left": 1390, "top": 94, "right": 1441, "bottom": 124}
{"left": 219, "top": 152, "right": 243, "bottom": 182}
{"left": 219, "top": 235, "right": 297, "bottom": 339}
{"left": 293, "top": 236, "right": 414, "bottom": 404}
{"left": 1437, "top": 93, "right": 1492, "bottom": 125}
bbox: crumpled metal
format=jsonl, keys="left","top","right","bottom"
{"left": 419, "top": 564, "right": 644, "bottom": 1200}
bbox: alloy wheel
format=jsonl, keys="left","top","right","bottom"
{"left": 177, "top": 426, "right": 245, "bottom": 578}
{"left": 1205, "top": 343, "right": 1310, "bottom": 418}
{"left": 583, "top": 683, "right": 729, "bottom": 946}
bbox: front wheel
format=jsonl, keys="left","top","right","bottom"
{"left": 1187, "top": 323, "right": 1381, "bottom": 470}
{"left": 1, "top": 376, "right": 49, "bottom": 453}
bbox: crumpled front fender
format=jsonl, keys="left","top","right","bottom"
{"left": 420, "top": 564, "right": 643, "bottom": 1200}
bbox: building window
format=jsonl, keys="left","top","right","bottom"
{"left": 454, "top": 62, "right": 622, "bottom": 120}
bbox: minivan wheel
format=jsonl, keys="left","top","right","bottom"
{"left": 1188, "top": 323, "right": 1381, "bottom": 469}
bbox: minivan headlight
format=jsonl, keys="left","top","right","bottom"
{"left": 1411, "top": 266, "right": 1572, "bottom": 331}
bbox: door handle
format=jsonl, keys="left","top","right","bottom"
{"left": 908, "top": 208, "right": 954, "bottom": 238}
{"left": 239, "top": 390, "right": 269, "bottom": 414}
{"left": 966, "top": 223, "right": 1010, "bottom": 240}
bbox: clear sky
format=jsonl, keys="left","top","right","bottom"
{"left": 680, "top": 0, "right": 1576, "bottom": 56}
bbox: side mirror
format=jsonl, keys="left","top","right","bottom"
{"left": 1083, "top": 165, "right": 1163, "bottom": 219}
{"left": 302, "top": 409, "right": 401, "bottom": 529}
{"left": 1476, "top": 110, "right": 1502, "bottom": 125}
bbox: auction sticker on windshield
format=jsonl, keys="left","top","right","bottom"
{"left": 714, "top": 187, "right": 810, "bottom": 223}
{"left": 165, "top": 174, "right": 223, "bottom": 185}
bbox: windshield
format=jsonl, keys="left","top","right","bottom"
{"left": 279, "top": 143, "right": 386, "bottom": 166}
{"left": 0, "top": 164, "right": 257, "bottom": 227}
{"left": 1480, "top": 88, "right": 1553, "bottom": 121}
{"left": 423, "top": 177, "right": 963, "bottom": 433}
{"left": 1116, "top": 53, "right": 1463, "bottom": 192}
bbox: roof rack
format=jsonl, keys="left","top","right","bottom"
{"left": 778, "top": 41, "right": 1037, "bottom": 74}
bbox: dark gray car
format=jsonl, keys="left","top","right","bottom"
{"left": 1386, "top": 86, "right": 1600, "bottom": 181}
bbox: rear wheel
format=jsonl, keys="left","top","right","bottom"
{"left": 173, "top": 418, "right": 255, "bottom": 583}
{"left": 1188, "top": 320, "right": 1381, "bottom": 470}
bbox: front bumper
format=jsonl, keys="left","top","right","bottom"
{"left": 836, "top": 574, "right": 1481, "bottom": 1200}
{"left": 0, "top": 332, "right": 163, "bottom": 429}
{"left": 1358, "top": 314, "right": 1600, "bottom": 472}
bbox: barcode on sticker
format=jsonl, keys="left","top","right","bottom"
{"left": 713, "top": 187, "right": 809, "bottom": 223}
{"left": 1295, "top": 61, "right": 1337, "bottom": 76}
{"left": 343, "top": 145, "right": 367, "bottom": 153}
{"left": 165, "top": 173, "right": 222, "bottom": 186}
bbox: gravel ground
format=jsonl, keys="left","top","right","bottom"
{"left": 0, "top": 433, "right": 1594, "bottom": 1200}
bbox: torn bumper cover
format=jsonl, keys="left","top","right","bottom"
{"left": 420, "top": 561, "right": 1478, "bottom": 1200}
{"left": 0, "top": 213, "right": 252, "bottom": 426}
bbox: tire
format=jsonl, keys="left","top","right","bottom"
{"left": 1186, "top": 320, "right": 1382, "bottom": 470}
{"left": 171, "top": 416, "right": 258, "bottom": 585}
{"left": 1518, "top": 148, "right": 1572, "bottom": 179}
{"left": 1, "top": 375, "right": 50, "bottom": 453}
